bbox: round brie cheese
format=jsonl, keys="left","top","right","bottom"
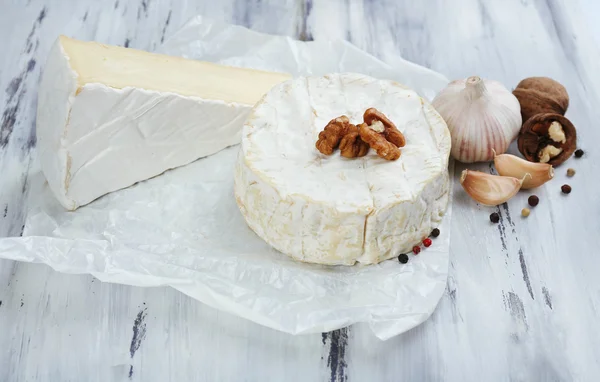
{"left": 234, "top": 73, "right": 451, "bottom": 265}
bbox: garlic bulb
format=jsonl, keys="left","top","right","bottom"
{"left": 432, "top": 76, "right": 522, "bottom": 163}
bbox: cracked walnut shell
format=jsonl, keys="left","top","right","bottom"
{"left": 517, "top": 113, "right": 576, "bottom": 166}
{"left": 512, "top": 77, "right": 569, "bottom": 123}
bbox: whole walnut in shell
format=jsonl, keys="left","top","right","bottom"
{"left": 512, "top": 77, "right": 569, "bottom": 123}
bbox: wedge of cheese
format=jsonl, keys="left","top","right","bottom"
{"left": 37, "top": 36, "right": 290, "bottom": 210}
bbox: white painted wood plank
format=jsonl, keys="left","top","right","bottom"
{"left": 1, "top": 0, "right": 600, "bottom": 381}
{"left": 303, "top": 0, "right": 600, "bottom": 380}
{"left": 0, "top": 263, "right": 326, "bottom": 382}
{"left": 0, "top": 1, "right": 327, "bottom": 382}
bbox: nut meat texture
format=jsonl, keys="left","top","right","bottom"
{"left": 358, "top": 123, "right": 401, "bottom": 160}
{"left": 315, "top": 116, "right": 355, "bottom": 155}
{"left": 363, "top": 108, "right": 406, "bottom": 148}
{"left": 339, "top": 125, "right": 370, "bottom": 158}
{"left": 316, "top": 108, "right": 406, "bottom": 161}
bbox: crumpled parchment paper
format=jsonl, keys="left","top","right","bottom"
{"left": 0, "top": 15, "right": 452, "bottom": 340}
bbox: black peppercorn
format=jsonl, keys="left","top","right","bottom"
{"left": 431, "top": 228, "right": 440, "bottom": 238}
{"left": 561, "top": 184, "right": 572, "bottom": 194}
{"left": 398, "top": 254, "right": 409, "bottom": 264}
{"left": 575, "top": 149, "right": 584, "bottom": 158}
{"left": 490, "top": 212, "right": 500, "bottom": 223}
{"left": 528, "top": 195, "right": 539, "bottom": 207}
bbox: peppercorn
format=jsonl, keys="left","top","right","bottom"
{"left": 567, "top": 168, "right": 575, "bottom": 177}
{"left": 561, "top": 184, "right": 572, "bottom": 194}
{"left": 430, "top": 228, "right": 440, "bottom": 238}
{"left": 575, "top": 149, "right": 584, "bottom": 158}
{"left": 412, "top": 246, "right": 421, "bottom": 255}
{"left": 423, "top": 238, "right": 432, "bottom": 247}
{"left": 521, "top": 208, "right": 530, "bottom": 217}
{"left": 398, "top": 253, "right": 409, "bottom": 264}
{"left": 528, "top": 195, "right": 539, "bottom": 207}
{"left": 490, "top": 212, "right": 500, "bottom": 223}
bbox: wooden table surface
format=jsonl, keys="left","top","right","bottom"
{"left": 2, "top": 1, "right": 600, "bottom": 381}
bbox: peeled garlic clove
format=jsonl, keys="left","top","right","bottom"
{"left": 493, "top": 151, "right": 554, "bottom": 189}
{"left": 460, "top": 170, "right": 527, "bottom": 206}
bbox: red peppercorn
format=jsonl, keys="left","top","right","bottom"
{"left": 412, "top": 246, "right": 421, "bottom": 255}
{"left": 423, "top": 238, "right": 432, "bottom": 247}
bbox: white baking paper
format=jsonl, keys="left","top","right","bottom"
{"left": 0, "top": 15, "right": 452, "bottom": 340}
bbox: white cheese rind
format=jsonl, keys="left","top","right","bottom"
{"left": 234, "top": 73, "right": 451, "bottom": 265}
{"left": 63, "top": 85, "right": 248, "bottom": 209}
{"left": 37, "top": 38, "right": 77, "bottom": 209}
{"left": 37, "top": 38, "right": 261, "bottom": 210}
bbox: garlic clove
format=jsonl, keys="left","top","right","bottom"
{"left": 460, "top": 169, "right": 528, "bottom": 206}
{"left": 493, "top": 151, "right": 554, "bottom": 189}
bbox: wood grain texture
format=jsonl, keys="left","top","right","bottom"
{"left": 1, "top": 0, "right": 600, "bottom": 381}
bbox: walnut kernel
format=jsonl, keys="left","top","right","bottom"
{"left": 315, "top": 116, "right": 353, "bottom": 155}
{"left": 315, "top": 109, "right": 405, "bottom": 161}
{"left": 538, "top": 145, "right": 563, "bottom": 163}
{"left": 339, "top": 125, "right": 369, "bottom": 158}
{"left": 547, "top": 121, "right": 566, "bottom": 143}
{"left": 358, "top": 123, "right": 401, "bottom": 161}
{"left": 363, "top": 108, "right": 406, "bottom": 147}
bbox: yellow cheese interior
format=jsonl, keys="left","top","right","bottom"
{"left": 60, "top": 35, "right": 291, "bottom": 105}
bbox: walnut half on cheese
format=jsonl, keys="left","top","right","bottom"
{"left": 234, "top": 73, "right": 452, "bottom": 265}
{"left": 37, "top": 36, "right": 290, "bottom": 210}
